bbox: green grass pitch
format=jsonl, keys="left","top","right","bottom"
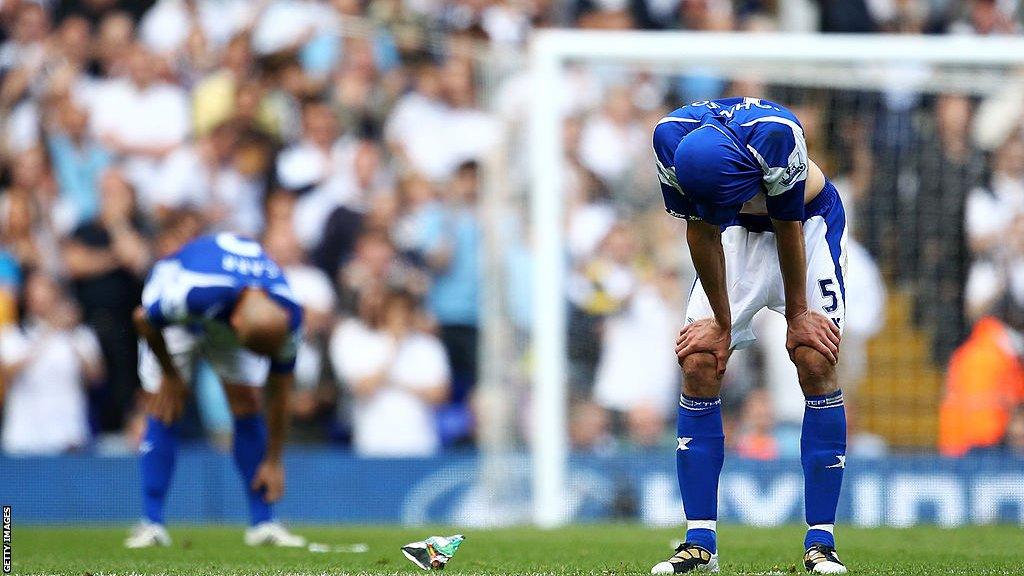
{"left": 10, "top": 524, "right": 1024, "bottom": 575}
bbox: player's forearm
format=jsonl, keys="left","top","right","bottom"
{"left": 264, "top": 372, "right": 292, "bottom": 463}
{"left": 771, "top": 219, "right": 810, "bottom": 318}
{"left": 686, "top": 221, "right": 731, "bottom": 328}
{"left": 133, "top": 307, "right": 182, "bottom": 381}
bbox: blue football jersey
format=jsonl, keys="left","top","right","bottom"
{"left": 652, "top": 97, "right": 810, "bottom": 225}
{"left": 141, "top": 233, "right": 304, "bottom": 373}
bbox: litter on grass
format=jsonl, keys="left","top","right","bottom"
{"left": 401, "top": 534, "right": 465, "bottom": 570}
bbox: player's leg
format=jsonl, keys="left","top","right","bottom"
{"left": 212, "top": 348, "right": 306, "bottom": 547}
{"left": 127, "top": 328, "right": 195, "bottom": 548}
{"left": 793, "top": 348, "right": 847, "bottom": 566}
{"left": 677, "top": 351, "right": 726, "bottom": 545}
{"left": 653, "top": 229, "right": 763, "bottom": 575}
{"left": 222, "top": 383, "right": 274, "bottom": 527}
{"left": 795, "top": 199, "right": 849, "bottom": 574}
{"left": 651, "top": 349, "right": 725, "bottom": 575}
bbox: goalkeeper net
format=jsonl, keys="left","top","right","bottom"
{"left": 474, "top": 31, "right": 1024, "bottom": 526}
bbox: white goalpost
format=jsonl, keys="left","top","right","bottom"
{"left": 526, "top": 29, "right": 1024, "bottom": 528}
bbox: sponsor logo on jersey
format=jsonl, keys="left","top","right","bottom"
{"left": 782, "top": 162, "right": 807, "bottom": 187}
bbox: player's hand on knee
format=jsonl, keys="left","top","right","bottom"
{"left": 676, "top": 319, "right": 731, "bottom": 376}
{"left": 151, "top": 374, "right": 188, "bottom": 424}
{"left": 785, "top": 310, "right": 841, "bottom": 365}
{"left": 252, "top": 460, "right": 285, "bottom": 503}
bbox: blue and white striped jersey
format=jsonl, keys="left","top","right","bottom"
{"left": 653, "top": 97, "right": 810, "bottom": 225}
{"left": 141, "top": 233, "right": 304, "bottom": 373}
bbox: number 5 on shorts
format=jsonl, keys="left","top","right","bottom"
{"left": 818, "top": 279, "right": 839, "bottom": 313}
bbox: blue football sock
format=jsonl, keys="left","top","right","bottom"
{"left": 801, "top": 390, "right": 847, "bottom": 549}
{"left": 140, "top": 415, "right": 179, "bottom": 525}
{"left": 677, "top": 394, "right": 725, "bottom": 553}
{"left": 233, "top": 415, "right": 273, "bottom": 526}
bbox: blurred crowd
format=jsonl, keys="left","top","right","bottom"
{"left": 0, "top": 0, "right": 1023, "bottom": 458}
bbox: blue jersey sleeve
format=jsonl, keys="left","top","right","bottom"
{"left": 659, "top": 182, "right": 703, "bottom": 221}
{"left": 743, "top": 117, "right": 809, "bottom": 221}
{"left": 141, "top": 266, "right": 238, "bottom": 328}
{"left": 653, "top": 119, "right": 702, "bottom": 221}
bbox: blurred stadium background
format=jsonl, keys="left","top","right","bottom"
{"left": 0, "top": 0, "right": 1023, "bottom": 533}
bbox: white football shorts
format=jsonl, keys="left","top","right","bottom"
{"left": 685, "top": 181, "right": 848, "bottom": 350}
{"left": 138, "top": 323, "right": 269, "bottom": 392}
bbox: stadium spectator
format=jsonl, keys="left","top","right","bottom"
{"left": 309, "top": 137, "right": 393, "bottom": 273}
{"left": 191, "top": 33, "right": 255, "bottom": 136}
{"left": 568, "top": 222, "right": 637, "bottom": 394}
{"left": 62, "top": 168, "right": 150, "bottom": 433}
{"left": 1, "top": 147, "right": 68, "bottom": 276}
{"left": 965, "top": 133, "right": 1024, "bottom": 321}
{"left": 263, "top": 224, "right": 336, "bottom": 414}
{"left": 939, "top": 313, "right": 1024, "bottom": 456}
{"left": 392, "top": 174, "right": 441, "bottom": 265}
{"left": 438, "top": 59, "right": 500, "bottom": 174}
{"left": 734, "top": 389, "right": 790, "bottom": 460}
{"left": 276, "top": 100, "right": 349, "bottom": 238}
{"left": 155, "top": 121, "right": 265, "bottom": 235}
{"left": 384, "top": 64, "right": 449, "bottom": 179}
{"left": 592, "top": 266, "right": 680, "bottom": 435}
{"left": 138, "top": 0, "right": 247, "bottom": 57}
{"left": 0, "top": 2, "right": 48, "bottom": 77}
{"left": 46, "top": 99, "right": 112, "bottom": 227}
{"left": 93, "top": 11, "right": 136, "bottom": 77}
{"left": 337, "top": 228, "right": 427, "bottom": 315}
{"left": 419, "top": 161, "right": 481, "bottom": 408}
{"left": 330, "top": 289, "right": 450, "bottom": 457}
{"left": 916, "top": 93, "right": 980, "bottom": 361}
{"left": 578, "top": 86, "right": 647, "bottom": 188}
{"left": 251, "top": 0, "right": 334, "bottom": 57}
{"left": 0, "top": 271, "right": 104, "bottom": 454}
{"left": 88, "top": 44, "right": 190, "bottom": 215}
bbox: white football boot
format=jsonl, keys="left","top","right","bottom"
{"left": 124, "top": 521, "right": 172, "bottom": 548}
{"left": 651, "top": 543, "right": 720, "bottom": 574}
{"left": 804, "top": 544, "right": 848, "bottom": 574}
{"left": 244, "top": 521, "right": 307, "bottom": 547}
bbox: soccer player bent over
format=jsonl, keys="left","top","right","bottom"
{"left": 650, "top": 98, "right": 848, "bottom": 574}
{"left": 125, "top": 233, "right": 306, "bottom": 549}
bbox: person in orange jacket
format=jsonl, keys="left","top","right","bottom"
{"left": 939, "top": 311, "right": 1024, "bottom": 456}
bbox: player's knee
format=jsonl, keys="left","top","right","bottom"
{"left": 225, "top": 385, "right": 262, "bottom": 416}
{"left": 680, "top": 353, "right": 720, "bottom": 396}
{"left": 793, "top": 347, "right": 837, "bottom": 395}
